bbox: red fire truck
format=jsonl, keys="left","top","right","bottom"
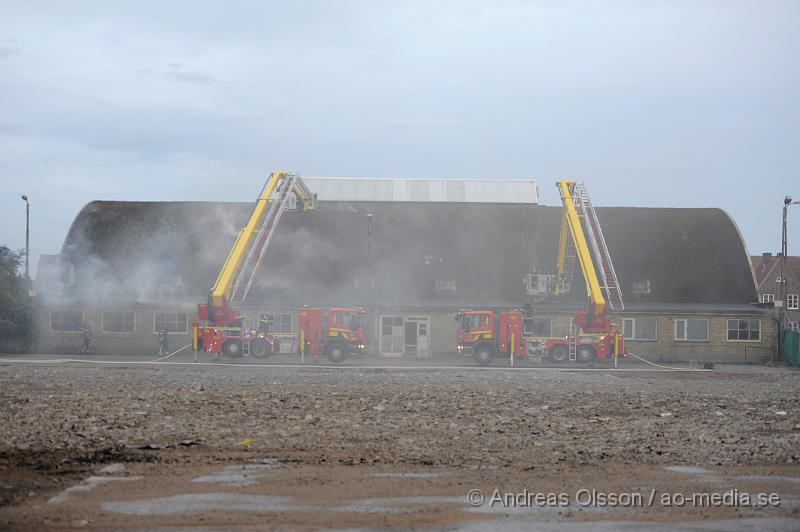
{"left": 456, "top": 309, "right": 525, "bottom": 365}
{"left": 193, "top": 171, "right": 368, "bottom": 362}
{"left": 457, "top": 180, "right": 626, "bottom": 365}
{"left": 456, "top": 307, "right": 623, "bottom": 365}
{"left": 298, "top": 307, "right": 367, "bottom": 363}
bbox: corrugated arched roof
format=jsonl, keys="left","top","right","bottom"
{"left": 52, "top": 200, "right": 758, "bottom": 309}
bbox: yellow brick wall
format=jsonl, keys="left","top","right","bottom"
{"left": 34, "top": 304, "right": 777, "bottom": 363}
{"left": 617, "top": 314, "right": 775, "bottom": 363}
{"left": 35, "top": 306, "right": 194, "bottom": 355}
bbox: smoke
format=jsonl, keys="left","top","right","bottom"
{"left": 41, "top": 198, "right": 759, "bottom": 316}
{"left": 45, "top": 201, "right": 248, "bottom": 307}
{"left": 246, "top": 202, "right": 541, "bottom": 309}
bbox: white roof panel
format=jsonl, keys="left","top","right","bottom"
{"left": 304, "top": 177, "right": 538, "bottom": 204}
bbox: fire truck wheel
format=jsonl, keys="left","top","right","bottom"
{"left": 222, "top": 339, "right": 243, "bottom": 358}
{"left": 325, "top": 342, "right": 348, "bottom": 363}
{"left": 473, "top": 344, "right": 495, "bottom": 366}
{"left": 250, "top": 339, "right": 271, "bottom": 359}
{"left": 549, "top": 344, "right": 568, "bottom": 363}
{"left": 577, "top": 345, "right": 596, "bottom": 363}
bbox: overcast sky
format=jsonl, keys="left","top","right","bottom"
{"left": 1, "top": 0, "right": 797, "bottom": 275}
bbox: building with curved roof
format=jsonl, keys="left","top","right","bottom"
{"left": 35, "top": 186, "right": 774, "bottom": 362}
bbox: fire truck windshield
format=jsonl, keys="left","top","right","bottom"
{"left": 462, "top": 314, "right": 484, "bottom": 330}
{"left": 341, "top": 312, "right": 358, "bottom": 330}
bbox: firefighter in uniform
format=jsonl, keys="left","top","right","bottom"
{"left": 81, "top": 323, "right": 92, "bottom": 353}
{"left": 158, "top": 325, "right": 169, "bottom": 355}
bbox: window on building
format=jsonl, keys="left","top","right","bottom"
{"left": 623, "top": 318, "right": 658, "bottom": 341}
{"left": 102, "top": 311, "right": 135, "bottom": 333}
{"left": 788, "top": 294, "right": 799, "bottom": 310}
{"left": 523, "top": 317, "right": 551, "bottom": 337}
{"left": 727, "top": 319, "right": 761, "bottom": 341}
{"left": 382, "top": 316, "right": 403, "bottom": 333}
{"left": 632, "top": 280, "right": 651, "bottom": 295}
{"left": 435, "top": 279, "right": 456, "bottom": 291}
{"left": 154, "top": 312, "right": 188, "bottom": 334}
{"left": 762, "top": 293, "right": 775, "bottom": 303}
{"left": 260, "top": 313, "right": 292, "bottom": 333}
{"left": 674, "top": 319, "right": 709, "bottom": 341}
{"left": 354, "top": 277, "right": 375, "bottom": 290}
{"left": 50, "top": 310, "right": 84, "bottom": 332}
{"left": 381, "top": 316, "right": 405, "bottom": 353}
{"left": 789, "top": 322, "right": 799, "bottom": 332}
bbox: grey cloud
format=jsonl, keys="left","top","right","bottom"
{"left": 0, "top": 0, "right": 798, "bottom": 271}
{"left": 0, "top": 44, "right": 20, "bottom": 59}
{"left": 167, "top": 69, "right": 216, "bottom": 85}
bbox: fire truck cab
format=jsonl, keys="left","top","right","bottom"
{"left": 456, "top": 309, "right": 525, "bottom": 365}
{"left": 299, "top": 307, "right": 367, "bottom": 363}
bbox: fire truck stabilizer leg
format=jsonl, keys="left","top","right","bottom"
{"left": 300, "top": 329, "right": 305, "bottom": 365}
{"left": 192, "top": 323, "right": 198, "bottom": 363}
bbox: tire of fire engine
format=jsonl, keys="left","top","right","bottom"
{"left": 222, "top": 339, "right": 243, "bottom": 358}
{"left": 549, "top": 344, "right": 569, "bottom": 363}
{"left": 576, "top": 345, "right": 596, "bottom": 364}
{"left": 473, "top": 343, "right": 496, "bottom": 366}
{"left": 250, "top": 339, "right": 271, "bottom": 359}
{"left": 324, "top": 341, "right": 348, "bottom": 364}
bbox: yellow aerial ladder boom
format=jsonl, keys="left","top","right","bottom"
{"left": 552, "top": 180, "right": 625, "bottom": 363}
{"left": 554, "top": 179, "right": 625, "bottom": 316}
{"left": 555, "top": 180, "right": 607, "bottom": 315}
{"left": 208, "top": 171, "right": 316, "bottom": 320}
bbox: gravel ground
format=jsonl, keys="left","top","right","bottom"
{"left": 1, "top": 361, "right": 799, "bottom": 529}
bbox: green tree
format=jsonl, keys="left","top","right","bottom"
{"left": 0, "top": 246, "right": 34, "bottom": 353}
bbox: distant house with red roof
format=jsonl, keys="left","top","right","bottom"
{"left": 751, "top": 253, "right": 800, "bottom": 331}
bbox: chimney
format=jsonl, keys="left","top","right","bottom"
{"left": 762, "top": 252, "right": 772, "bottom": 264}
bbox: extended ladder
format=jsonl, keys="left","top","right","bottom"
{"left": 568, "top": 319, "right": 578, "bottom": 361}
{"left": 230, "top": 173, "right": 315, "bottom": 303}
{"left": 558, "top": 233, "right": 578, "bottom": 294}
{"left": 554, "top": 183, "right": 583, "bottom": 297}
{"left": 523, "top": 206, "right": 557, "bottom": 296}
{"left": 241, "top": 319, "right": 251, "bottom": 355}
{"left": 573, "top": 183, "right": 624, "bottom": 311}
{"left": 521, "top": 205, "right": 539, "bottom": 274}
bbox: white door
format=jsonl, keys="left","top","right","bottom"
{"left": 416, "top": 321, "right": 431, "bottom": 358}
{"left": 404, "top": 316, "right": 431, "bottom": 358}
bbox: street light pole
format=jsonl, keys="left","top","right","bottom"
{"left": 21, "top": 195, "right": 29, "bottom": 281}
{"left": 780, "top": 195, "right": 799, "bottom": 361}
{"left": 783, "top": 197, "right": 800, "bottom": 318}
